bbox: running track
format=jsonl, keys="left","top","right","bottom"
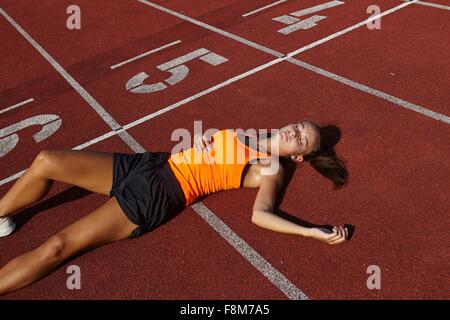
{"left": 1, "top": 0, "right": 449, "bottom": 299}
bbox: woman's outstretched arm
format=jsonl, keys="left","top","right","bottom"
{"left": 252, "top": 165, "right": 348, "bottom": 245}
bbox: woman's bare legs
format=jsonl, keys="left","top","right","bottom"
{"left": 0, "top": 149, "right": 115, "bottom": 218}
{"left": 0, "top": 197, "right": 138, "bottom": 296}
{"left": 0, "top": 149, "right": 137, "bottom": 295}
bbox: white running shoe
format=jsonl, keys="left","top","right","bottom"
{"left": 0, "top": 216, "right": 16, "bottom": 237}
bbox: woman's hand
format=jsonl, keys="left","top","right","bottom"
{"left": 308, "top": 226, "right": 349, "bottom": 245}
{"left": 194, "top": 134, "right": 214, "bottom": 153}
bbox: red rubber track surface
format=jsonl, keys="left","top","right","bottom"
{"left": 1, "top": 0, "right": 449, "bottom": 299}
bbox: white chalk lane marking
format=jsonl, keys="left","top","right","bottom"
{"left": 290, "top": 0, "right": 345, "bottom": 18}
{"left": 131, "top": 0, "right": 450, "bottom": 124}
{"left": 0, "top": 6, "right": 306, "bottom": 300}
{"left": 121, "top": 57, "right": 284, "bottom": 130}
{"left": 3, "top": 47, "right": 449, "bottom": 185}
{"left": 136, "top": 0, "right": 285, "bottom": 58}
{"left": 2, "top": 52, "right": 449, "bottom": 187}
{"left": 0, "top": 169, "right": 27, "bottom": 186}
{"left": 1, "top": 3, "right": 448, "bottom": 297}
{"left": 287, "top": 0, "right": 419, "bottom": 56}
{"left": 242, "top": 0, "right": 289, "bottom": 17}
{"left": 0, "top": 98, "right": 34, "bottom": 115}
{"left": 110, "top": 40, "right": 182, "bottom": 69}
{"left": 192, "top": 202, "right": 309, "bottom": 300}
{"left": 404, "top": 0, "right": 450, "bottom": 10}
{"left": 0, "top": 7, "right": 144, "bottom": 153}
{"left": 286, "top": 58, "right": 450, "bottom": 124}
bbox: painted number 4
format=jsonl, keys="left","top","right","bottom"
{"left": 126, "top": 48, "right": 228, "bottom": 94}
{"left": 273, "top": 0, "right": 345, "bottom": 35}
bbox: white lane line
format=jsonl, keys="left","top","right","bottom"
{"left": 0, "top": 129, "right": 117, "bottom": 187}
{"left": 0, "top": 7, "right": 144, "bottom": 154}
{"left": 192, "top": 202, "right": 308, "bottom": 300}
{"left": 0, "top": 98, "right": 34, "bottom": 115}
{"left": 0, "top": 6, "right": 305, "bottom": 300}
{"left": 133, "top": 0, "right": 450, "bottom": 123}
{"left": 2, "top": 0, "right": 448, "bottom": 186}
{"left": 287, "top": 0, "right": 418, "bottom": 56}
{"left": 3, "top": 51, "right": 449, "bottom": 187}
{"left": 0, "top": 0, "right": 446, "bottom": 298}
{"left": 122, "top": 58, "right": 283, "bottom": 130}
{"left": 73, "top": 131, "right": 118, "bottom": 150}
{"left": 0, "top": 169, "right": 27, "bottom": 186}
{"left": 1, "top": 6, "right": 447, "bottom": 299}
{"left": 138, "top": 0, "right": 418, "bottom": 57}
{"left": 136, "top": 0, "right": 285, "bottom": 58}
{"left": 242, "top": 0, "right": 288, "bottom": 17}
{"left": 287, "top": 58, "right": 450, "bottom": 124}
{"left": 110, "top": 40, "right": 181, "bottom": 69}
{"left": 290, "top": 0, "right": 344, "bottom": 18}
{"left": 404, "top": 0, "right": 450, "bottom": 10}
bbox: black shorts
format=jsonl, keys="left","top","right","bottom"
{"left": 109, "top": 151, "right": 186, "bottom": 238}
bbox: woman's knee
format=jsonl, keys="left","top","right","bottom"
{"left": 39, "top": 234, "right": 66, "bottom": 262}
{"left": 31, "top": 150, "right": 59, "bottom": 177}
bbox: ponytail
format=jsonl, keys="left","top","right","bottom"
{"left": 303, "top": 125, "right": 348, "bottom": 190}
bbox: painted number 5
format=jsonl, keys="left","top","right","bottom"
{"left": 125, "top": 48, "right": 228, "bottom": 94}
{"left": 0, "top": 115, "right": 62, "bottom": 158}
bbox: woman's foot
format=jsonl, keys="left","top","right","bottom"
{"left": 0, "top": 217, "right": 16, "bottom": 237}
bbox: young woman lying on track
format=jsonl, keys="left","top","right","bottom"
{"left": 0, "top": 120, "right": 348, "bottom": 295}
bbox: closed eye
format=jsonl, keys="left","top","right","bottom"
{"left": 298, "top": 123, "right": 308, "bottom": 147}
{"left": 295, "top": 125, "right": 303, "bottom": 145}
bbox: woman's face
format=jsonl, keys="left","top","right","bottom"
{"left": 276, "top": 121, "right": 321, "bottom": 161}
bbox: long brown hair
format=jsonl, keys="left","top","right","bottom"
{"left": 303, "top": 124, "right": 348, "bottom": 190}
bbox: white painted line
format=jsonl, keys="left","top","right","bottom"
{"left": 290, "top": 0, "right": 344, "bottom": 18}
{"left": 0, "top": 118, "right": 307, "bottom": 301}
{"left": 1, "top": 5, "right": 304, "bottom": 299}
{"left": 1, "top": 1, "right": 448, "bottom": 298}
{"left": 73, "top": 131, "right": 118, "bottom": 151}
{"left": 121, "top": 58, "right": 283, "bottom": 130}
{"left": 0, "top": 2, "right": 446, "bottom": 303}
{"left": 0, "top": 7, "right": 144, "bottom": 154}
{"left": 278, "top": 15, "right": 327, "bottom": 35}
{"left": 118, "top": 130, "right": 146, "bottom": 153}
{"left": 242, "top": 0, "right": 288, "bottom": 17}
{"left": 132, "top": 0, "right": 450, "bottom": 124}
{"left": 2, "top": 0, "right": 446, "bottom": 187}
{"left": 287, "top": 0, "right": 419, "bottom": 56}
{"left": 404, "top": 0, "right": 450, "bottom": 10}
{"left": 0, "top": 129, "right": 119, "bottom": 186}
{"left": 287, "top": 58, "right": 450, "bottom": 124}
{"left": 1, "top": 5, "right": 305, "bottom": 301}
{"left": 199, "top": 52, "right": 229, "bottom": 66}
{"left": 110, "top": 40, "right": 181, "bottom": 69}
{"left": 1, "top": 2, "right": 447, "bottom": 301}
{"left": 273, "top": 15, "right": 300, "bottom": 24}
{"left": 157, "top": 48, "right": 209, "bottom": 71}
{"left": 0, "top": 98, "right": 34, "bottom": 115}
{"left": 0, "top": 169, "right": 27, "bottom": 187}
{"left": 192, "top": 202, "right": 309, "bottom": 300}
{"left": 3, "top": 54, "right": 449, "bottom": 187}
{"left": 136, "top": 0, "right": 419, "bottom": 58}
{"left": 136, "top": 0, "right": 285, "bottom": 58}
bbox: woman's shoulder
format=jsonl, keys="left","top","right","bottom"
{"left": 242, "top": 160, "right": 285, "bottom": 188}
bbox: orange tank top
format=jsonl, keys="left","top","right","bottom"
{"left": 167, "top": 129, "right": 272, "bottom": 206}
